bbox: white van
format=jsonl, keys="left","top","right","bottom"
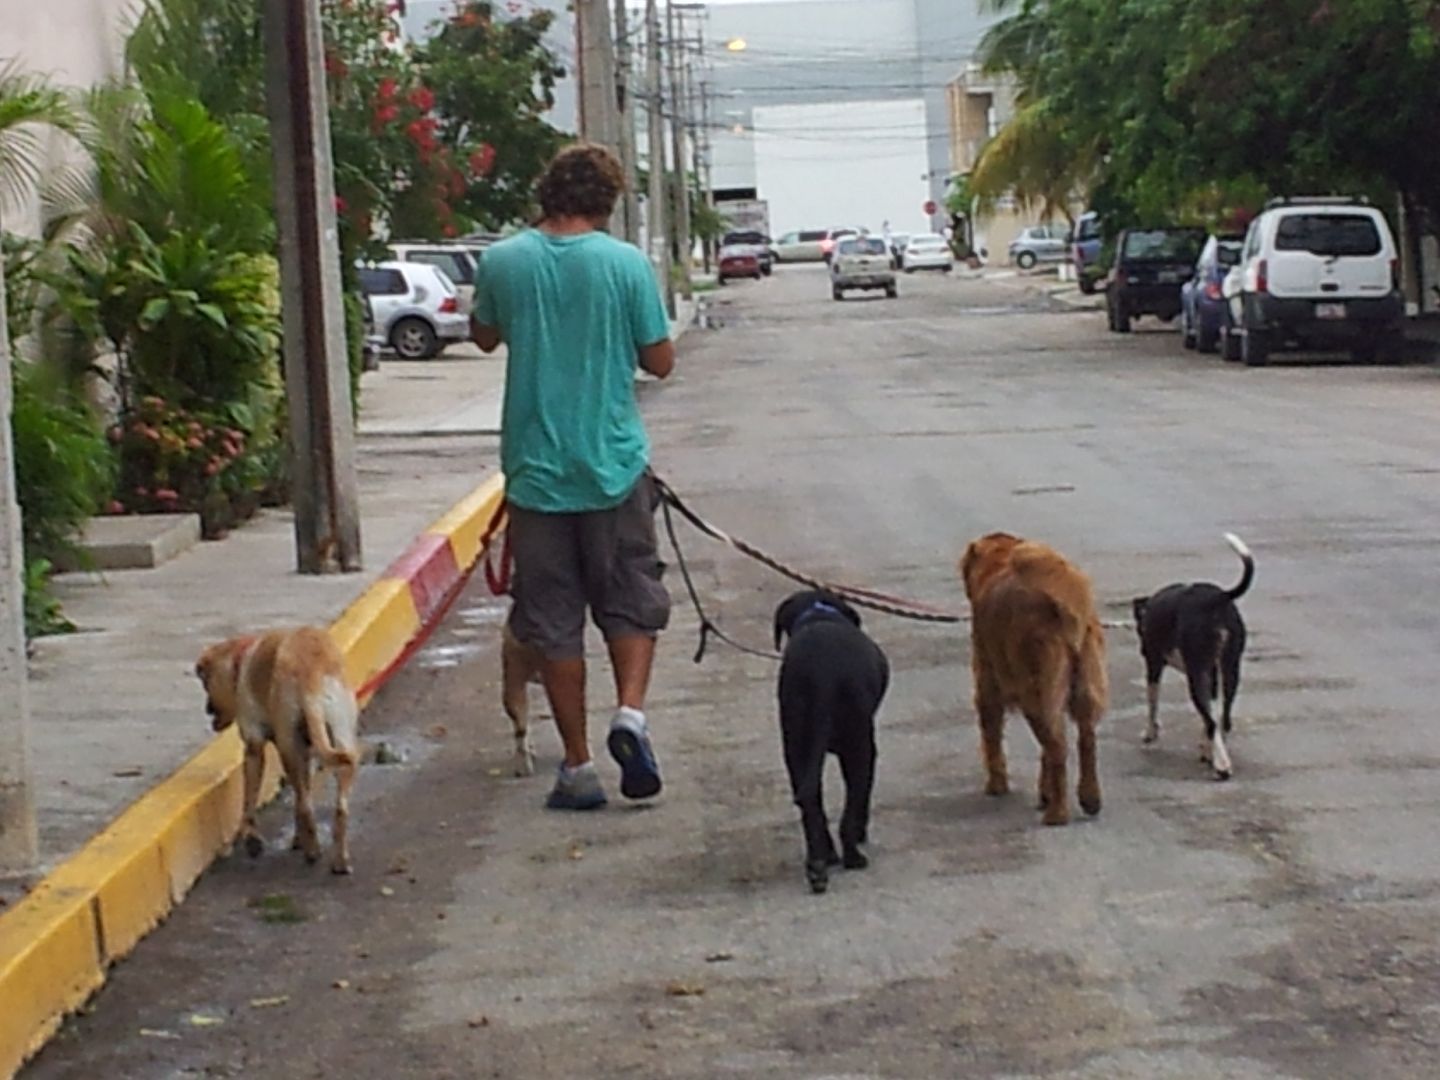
{"left": 1221, "top": 197, "right": 1404, "bottom": 366}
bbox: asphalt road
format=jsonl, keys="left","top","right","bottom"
{"left": 28, "top": 266, "right": 1440, "bottom": 1079}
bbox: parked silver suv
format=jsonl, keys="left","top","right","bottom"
{"left": 357, "top": 261, "right": 469, "bottom": 360}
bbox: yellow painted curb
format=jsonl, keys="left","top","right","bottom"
{"left": 426, "top": 472, "right": 504, "bottom": 570}
{"left": 0, "top": 473, "right": 505, "bottom": 1078}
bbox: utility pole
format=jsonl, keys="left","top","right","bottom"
{"left": 692, "top": 78, "right": 713, "bottom": 272}
{"left": 0, "top": 232, "right": 38, "bottom": 873}
{"left": 667, "top": 2, "right": 693, "bottom": 299}
{"left": 577, "top": 0, "right": 622, "bottom": 233}
{"left": 576, "top": 0, "right": 617, "bottom": 148}
{"left": 614, "top": 0, "right": 641, "bottom": 245}
{"left": 645, "top": 0, "right": 676, "bottom": 317}
{"left": 264, "top": 0, "right": 363, "bottom": 574}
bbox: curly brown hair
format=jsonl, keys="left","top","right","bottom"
{"left": 535, "top": 143, "right": 625, "bottom": 222}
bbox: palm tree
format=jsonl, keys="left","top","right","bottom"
{"left": 1, "top": 60, "right": 84, "bottom": 364}
{"left": 969, "top": 0, "right": 1094, "bottom": 223}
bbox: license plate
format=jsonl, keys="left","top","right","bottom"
{"left": 1157, "top": 271, "right": 1180, "bottom": 283}
{"left": 1315, "top": 303, "right": 1345, "bottom": 320}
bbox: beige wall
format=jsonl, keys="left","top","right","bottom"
{"left": 4, "top": 0, "right": 138, "bottom": 236}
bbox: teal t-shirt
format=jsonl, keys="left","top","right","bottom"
{"left": 473, "top": 229, "right": 671, "bottom": 513}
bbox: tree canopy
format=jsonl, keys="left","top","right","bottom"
{"left": 974, "top": 0, "right": 1440, "bottom": 231}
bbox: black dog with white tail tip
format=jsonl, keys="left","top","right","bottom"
{"left": 1133, "top": 533, "right": 1254, "bottom": 780}
{"left": 773, "top": 590, "right": 890, "bottom": 894}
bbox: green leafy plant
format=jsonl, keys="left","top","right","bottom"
{"left": 10, "top": 363, "right": 114, "bottom": 636}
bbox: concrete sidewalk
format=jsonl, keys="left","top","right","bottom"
{"left": 15, "top": 291, "right": 698, "bottom": 887}
{"left": 18, "top": 347, "right": 506, "bottom": 883}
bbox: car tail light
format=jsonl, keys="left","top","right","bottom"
{"left": 438, "top": 296, "right": 459, "bottom": 314}
{"left": 1256, "top": 259, "right": 1268, "bottom": 294}
{"left": 1204, "top": 281, "right": 1223, "bottom": 301}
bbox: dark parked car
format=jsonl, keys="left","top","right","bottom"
{"left": 1180, "top": 234, "right": 1244, "bottom": 353}
{"left": 717, "top": 243, "right": 763, "bottom": 283}
{"left": 1106, "top": 227, "right": 1206, "bottom": 333}
{"left": 721, "top": 230, "right": 774, "bottom": 275}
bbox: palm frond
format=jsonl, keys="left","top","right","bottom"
{"left": 0, "top": 59, "right": 85, "bottom": 214}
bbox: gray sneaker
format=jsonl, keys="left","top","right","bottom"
{"left": 545, "top": 762, "right": 608, "bottom": 811}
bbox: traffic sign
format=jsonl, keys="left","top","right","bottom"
{"left": 923, "top": 200, "right": 937, "bottom": 215}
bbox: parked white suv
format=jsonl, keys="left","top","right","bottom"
{"left": 357, "top": 261, "right": 469, "bottom": 360}
{"left": 1221, "top": 197, "right": 1404, "bottom": 366}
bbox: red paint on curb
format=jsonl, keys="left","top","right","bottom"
{"left": 384, "top": 533, "right": 462, "bottom": 627}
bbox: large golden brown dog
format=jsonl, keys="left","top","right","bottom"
{"left": 960, "top": 533, "right": 1108, "bottom": 826}
{"left": 195, "top": 627, "right": 360, "bottom": 873}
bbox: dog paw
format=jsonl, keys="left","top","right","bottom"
{"left": 984, "top": 776, "right": 1010, "bottom": 797}
{"left": 842, "top": 848, "right": 869, "bottom": 871}
{"left": 330, "top": 859, "right": 354, "bottom": 876}
{"left": 1079, "top": 792, "right": 1102, "bottom": 816}
{"left": 244, "top": 834, "right": 265, "bottom": 858}
{"left": 1141, "top": 730, "right": 1159, "bottom": 745}
{"left": 1212, "top": 767, "right": 1232, "bottom": 782}
{"left": 513, "top": 753, "right": 536, "bottom": 778}
{"left": 1042, "top": 806, "right": 1071, "bottom": 827}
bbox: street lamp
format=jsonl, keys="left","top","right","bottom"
{"left": 725, "top": 37, "right": 747, "bottom": 52}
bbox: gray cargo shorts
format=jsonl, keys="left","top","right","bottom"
{"left": 506, "top": 474, "right": 671, "bottom": 660}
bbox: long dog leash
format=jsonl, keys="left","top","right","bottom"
{"left": 652, "top": 474, "right": 965, "bottom": 626}
{"left": 651, "top": 473, "right": 967, "bottom": 665}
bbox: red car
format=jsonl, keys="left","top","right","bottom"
{"left": 718, "top": 244, "right": 763, "bottom": 283}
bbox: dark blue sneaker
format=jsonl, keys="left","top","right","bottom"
{"left": 545, "top": 763, "right": 608, "bottom": 811}
{"left": 608, "top": 709, "right": 662, "bottom": 800}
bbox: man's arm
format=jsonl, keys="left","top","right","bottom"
{"left": 470, "top": 314, "right": 502, "bottom": 354}
{"left": 639, "top": 338, "right": 675, "bottom": 379}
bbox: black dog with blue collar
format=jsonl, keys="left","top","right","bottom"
{"left": 772, "top": 589, "right": 891, "bottom": 894}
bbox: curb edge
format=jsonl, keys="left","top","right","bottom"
{"left": 0, "top": 471, "right": 506, "bottom": 1078}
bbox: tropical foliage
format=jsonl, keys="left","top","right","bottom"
{"left": 974, "top": 0, "right": 1440, "bottom": 231}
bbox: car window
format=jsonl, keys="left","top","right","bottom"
{"left": 1121, "top": 229, "right": 1204, "bottom": 261}
{"left": 841, "top": 237, "right": 886, "bottom": 256}
{"left": 358, "top": 267, "right": 408, "bottom": 295}
{"left": 1274, "top": 213, "right": 1381, "bottom": 257}
{"left": 799, "top": 230, "right": 826, "bottom": 242}
{"left": 1076, "top": 217, "right": 1101, "bottom": 242}
{"left": 403, "top": 250, "right": 473, "bottom": 285}
{"left": 777, "top": 232, "right": 798, "bottom": 244}
{"left": 1216, "top": 240, "right": 1243, "bottom": 267}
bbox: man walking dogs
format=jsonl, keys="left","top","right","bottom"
{"left": 471, "top": 144, "right": 676, "bottom": 810}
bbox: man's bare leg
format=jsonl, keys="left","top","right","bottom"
{"left": 540, "top": 656, "right": 589, "bottom": 767}
{"left": 608, "top": 634, "right": 657, "bottom": 711}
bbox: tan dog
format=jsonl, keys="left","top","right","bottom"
{"left": 501, "top": 623, "right": 542, "bottom": 776}
{"left": 195, "top": 627, "right": 360, "bottom": 873}
{"left": 960, "top": 533, "right": 1108, "bottom": 826}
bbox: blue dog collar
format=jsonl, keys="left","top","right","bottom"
{"left": 792, "top": 600, "right": 844, "bottom": 633}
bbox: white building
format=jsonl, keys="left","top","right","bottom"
{"left": 705, "top": 0, "right": 999, "bottom": 235}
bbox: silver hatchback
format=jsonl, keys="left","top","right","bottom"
{"left": 1008, "top": 224, "right": 1069, "bottom": 269}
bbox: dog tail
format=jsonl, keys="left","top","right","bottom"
{"left": 1222, "top": 533, "right": 1255, "bottom": 602}
{"left": 303, "top": 684, "right": 359, "bottom": 769}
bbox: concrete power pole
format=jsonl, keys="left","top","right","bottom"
{"left": 667, "top": 2, "right": 693, "bottom": 299}
{"left": 577, "top": 0, "right": 622, "bottom": 234}
{"left": 614, "top": 0, "right": 642, "bottom": 245}
{"left": 645, "top": 0, "right": 676, "bottom": 317}
{"left": 264, "top": 0, "right": 363, "bottom": 575}
{"left": 0, "top": 234, "right": 38, "bottom": 873}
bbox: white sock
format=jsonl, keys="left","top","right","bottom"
{"left": 612, "top": 706, "right": 647, "bottom": 734}
{"left": 559, "top": 760, "right": 596, "bottom": 780}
